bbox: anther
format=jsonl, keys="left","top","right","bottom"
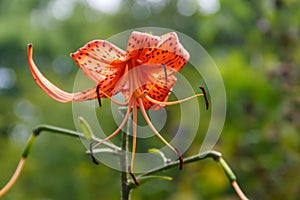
{"left": 199, "top": 86, "right": 209, "bottom": 110}
{"left": 89, "top": 143, "right": 99, "bottom": 165}
{"left": 135, "top": 90, "right": 149, "bottom": 98}
{"left": 96, "top": 84, "right": 102, "bottom": 107}
{"left": 162, "top": 64, "right": 168, "bottom": 84}
{"left": 128, "top": 166, "right": 140, "bottom": 186}
{"left": 175, "top": 148, "right": 184, "bottom": 170}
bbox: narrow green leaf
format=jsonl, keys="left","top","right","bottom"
{"left": 148, "top": 148, "right": 170, "bottom": 164}
{"left": 77, "top": 116, "right": 94, "bottom": 141}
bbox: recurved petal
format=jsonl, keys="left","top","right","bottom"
{"left": 126, "top": 31, "right": 160, "bottom": 62}
{"left": 70, "top": 40, "right": 126, "bottom": 83}
{"left": 146, "top": 32, "right": 190, "bottom": 73}
{"left": 27, "top": 44, "right": 97, "bottom": 102}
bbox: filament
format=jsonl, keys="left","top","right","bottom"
{"left": 92, "top": 101, "right": 132, "bottom": 149}
{"left": 98, "top": 89, "right": 129, "bottom": 106}
{"left": 145, "top": 93, "right": 203, "bottom": 106}
{"left": 138, "top": 98, "right": 177, "bottom": 154}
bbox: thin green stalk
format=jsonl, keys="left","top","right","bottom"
{"left": 120, "top": 108, "right": 132, "bottom": 200}
{"left": 138, "top": 150, "right": 249, "bottom": 200}
{"left": 0, "top": 124, "right": 120, "bottom": 198}
{"left": 138, "top": 150, "right": 221, "bottom": 176}
{"left": 34, "top": 124, "right": 121, "bottom": 151}
{"left": 120, "top": 131, "right": 130, "bottom": 200}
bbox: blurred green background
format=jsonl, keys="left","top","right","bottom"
{"left": 0, "top": 0, "right": 300, "bottom": 199}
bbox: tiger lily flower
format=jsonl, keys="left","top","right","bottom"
{"left": 27, "top": 31, "right": 208, "bottom": 185}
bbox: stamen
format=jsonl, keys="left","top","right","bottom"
{"left": 127, "top": 101, "right": 140, "bottom": 186}
{"left": 138, "top": 98, "right": 178, "bottom": 155}
{"left": 145, "top": 93, "right": 203, "bottom": 106}
{"left": 128, "top": 166, "right": 140, "bottom": 186}
{"left": 130, "top": 102, "right": 138, "bottom": 172}
{"left": 96, "top": 84, "right": 102, "bottom": 107}
{"left": 93, "top": 102, "right": 132, "bottom": 149}
{"left": 96, "top": 84, "right": 129, "bottom": 107}
{"left": 100, "top": 90, "right": 129, "bottom": 106}
{"left": 135, "top": 90, "right": 148, "bottom": 98}
{"left": 174, "top": 148, "right": 184, "bottom": 170}
{"left": 199, "top": 86, "right": 209, "bottom": 110}
{"left": 89, "top": 142, "right": 99, "bottom": 165}
{"left": 145, "top": 64, "right": 169, "bottom": 95}
{"left": 162, "top": 64, "right": 168, "bottom": 84}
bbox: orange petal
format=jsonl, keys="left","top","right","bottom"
{"left": 126, "top": 31, "right": 160, "bottom": 62}
{"left": 70, "top": 40, "right": 126, "bottom": 83}
{"left": 70, "top": 40, "right": 127, "bottom": 97}
{"left": 147, "top": 32, "right": 190, "bottom": 73}
{"left": 139, "top": 74, "right": 177, "bottom": 110}
{"left": 27, "top": 44, "right": 97, "bottom": 102}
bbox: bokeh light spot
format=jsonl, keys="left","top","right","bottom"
{"left": 0, "top": 67, "right": 16, "bottom": 90}
{"left": 177, "top": 0, "right": 197, "bottom": 17}
{"left": 86, "top": 0, "right": 122, "bottom": 14}
{"left": 197, "top": 0, "right": 220, "bottom": 15}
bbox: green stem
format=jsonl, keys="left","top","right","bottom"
{"left": 120, "top": 131, "right": 131, "bottom": 200}
{"left": 120, "top": 109, "right": 132, "bottom": 200}
{"left": 34, "top": 124, "right": 121, "bottom": 151}
{"left": 218, "top": 157, "right": 236, "bottom": 182}
{"left": 138, "top": 150, "right": 248, "bottom": 200}
{"left": 1, "top": 125, "right": 83, "bottom": 197}
{"left": 0, "top": 124, "right": 120, "bottom": 198}
{"left": 139, "top": 150, "right": 221, "bottom": 176}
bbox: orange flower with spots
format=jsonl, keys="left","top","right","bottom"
{"left": 27, "top": 31, "right": 208, "bottom": 185}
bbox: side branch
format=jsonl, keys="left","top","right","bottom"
{"left": 0, "top": 124, "right": 120, "bottom": 198}
{"left": 33, "top": 124, "right": 121, "bottom": 151}
{"left": 138, "top": 150, "right": 248, "bottom": 200}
